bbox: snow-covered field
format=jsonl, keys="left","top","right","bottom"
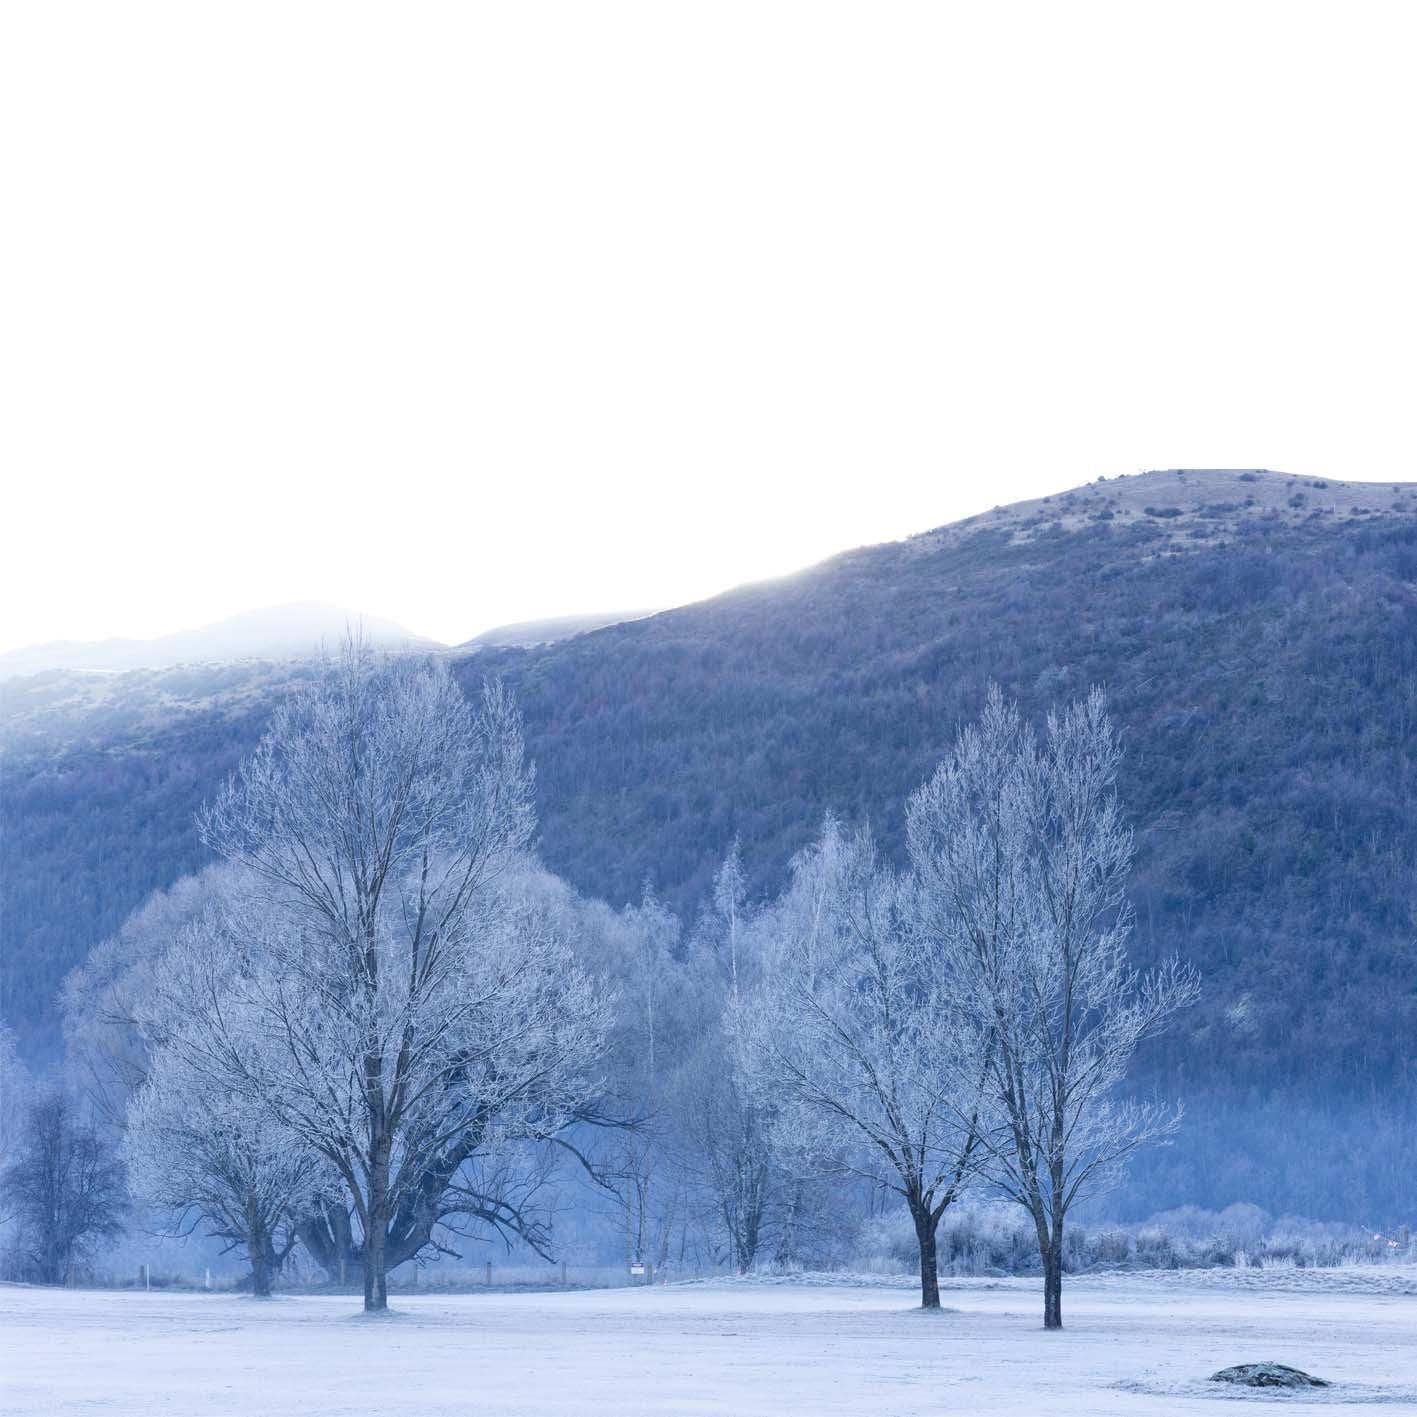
{"left": 3, "top": 1269, "right": 1416, "bottom": 1415}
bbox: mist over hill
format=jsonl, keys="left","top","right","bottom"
{"left": 4, "top": 469, "right": 1417, "bottom": 1220}
{"left": 0, "top": 602, "right": 440, "bottom": 678}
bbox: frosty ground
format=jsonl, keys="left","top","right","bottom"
{"left": 3, "top": 1269, "right": 1416, "bottom": 1416}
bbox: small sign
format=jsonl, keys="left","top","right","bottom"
{"left": 630, "top": 1262, "right": 645, "bottom": 1276}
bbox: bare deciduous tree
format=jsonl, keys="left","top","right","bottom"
{"left": 1, "top": 1087, "right": 126, "bottom": 1284}
{"left": 598, "top": 885, "right": 684, "bottom": 1275}
{"left": 711, "top": 838, "right": 748, "bottom": 1002}
{"left": 735, "top": 819, "right": 979, "bottom": 1308}
{"left": 675, "top": 1029, "right": 779, "bottom": 1272}
{"left": 124, "top": 1029, "right": 321, "bottom": 1297}
{"left": 908, "top": 686, "right": 1199, "bottom": 1329}
{"left": 194, "top": 644, "right": 610, "bottom": 1312}
{"left": 678, "top": 843, "right": 784, "bottom": 1273}
{"left": 64, "top": 867, "right": 323, "bottom": 1295}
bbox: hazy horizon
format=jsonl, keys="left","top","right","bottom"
{"left": 5, "top": 465, "right": 1414, "bottom": 656}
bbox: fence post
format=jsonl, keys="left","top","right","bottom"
{"left": 204, "top": 1267, "right": 211, "bottom": 1291}
{"left": 485, "top": 1260, "right": 492, "bottom": 1287}
{"left": 560, "top": 1260, "right": 567, "bottom": 1288}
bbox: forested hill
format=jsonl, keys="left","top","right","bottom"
{"left": 463, "top": 470, "right": 1417, "bottom": 1105}
{"left": 6, "top": 468, "right": 1417, "bottom": 1213}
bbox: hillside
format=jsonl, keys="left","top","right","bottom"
{"left": 4, "top": 469, "right": 1417, "bottom": 1217}
{"left": 459, "top": 609, "right": 657, "bottom": 651}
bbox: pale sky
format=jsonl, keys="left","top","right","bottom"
{"left": 2, "top": 2, "right": 1414, "bottom": 651}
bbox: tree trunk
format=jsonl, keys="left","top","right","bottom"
{"left": 251, "top": 1243, "right": 273, "bottom": 1298}
{"left": 740, "top": 1207, "right": 760, "bottom": 1272}
{"left": 1042, "top": 1243, "right": 1063, "bottom": 1330}
{"left": 912, "top": 1203, "right": 941, "bottom": 1310}
{"left": 299, "top": 1202, "right": 360, "bottom": 1286}
{"left": 248, "top": 1208, "right": 274, "bottom": 1298}
{"left": 364, "top": 1156, "right": 391, "bottom": 1313}
{"left": 364, "top": 1215, "right": 388, "bottom": 1312}
{"left": 245, "top": 1198, "right": 275, "bottom": 1298}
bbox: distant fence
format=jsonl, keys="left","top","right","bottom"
{"left": 46, "top": 1259, "right": 695, "bottom": 1294}
{"left": 381, "top": 1261, "right": 680, "bottom": 1293}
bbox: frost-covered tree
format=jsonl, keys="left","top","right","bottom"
{"left": 125, "top": 916, "right": 325, "bottom": 1299}
{"left": 194, "top": 644, "right": 610, "bottom": 1311}
{"left": 62, "top": 864, "right": 242, "bottom": 1129}
{"left": 711, "top": 838, "right": 748, "bottom": 1001}
{"left": 908, "top": 686, "right": 1199, "bottom": 1328}
{"left": 60, "top": 866, "right": 319, "bottom": 1294}
{"left": 1, "top": 1087, "right": 126, "bottom": 1284}
{"left": 125, "top": 1048, "right": 318, "bottom": 1296}
{"left": 677, "top": 1037, "right": 778, "bottom": 1271}
{"left": 64, "top": 866, "right": 326, "bottom": 1294}
{"left": 735, "top": 819, "right": 979, "bottom": 1308}
{"left": 597, "top": 885, "right": 687, "bottom": 1273}
{"left": 676, "top": 849, "right": 785, "bottom": 1272}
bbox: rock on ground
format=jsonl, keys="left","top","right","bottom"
{"left": 1210, "top": 1362, "right": 1329, "bottom": 1388}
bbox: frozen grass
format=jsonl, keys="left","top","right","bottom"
{"left": 2, "top": 1269, "right": 1416, "bottom": 1415}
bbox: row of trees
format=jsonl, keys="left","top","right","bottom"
{"left": 11, "top": 648, "right": 1196, "bottom": 1327}
{"left": 734, "top": 689, "right": 1197, "bottom": 1325}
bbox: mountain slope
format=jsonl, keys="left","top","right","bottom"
{"left": 4, "top": 470, "right": 1417, "bottom": 1217}
{"left": 459, "top": 610, "right": 657, "bottom": 651}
